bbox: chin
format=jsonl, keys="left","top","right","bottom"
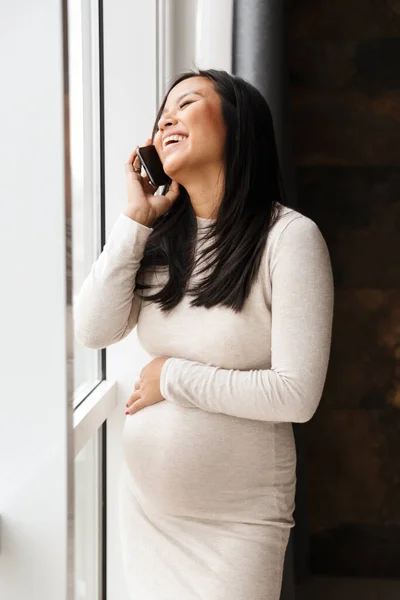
{"left": 163, "top": 159, "right": 186, "bottom": 180}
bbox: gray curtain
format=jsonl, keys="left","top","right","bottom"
{"left": 232, "top": 2, "right": 308, "bottom": 598}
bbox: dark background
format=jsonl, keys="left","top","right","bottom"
{"left": 287, "top": 0, "right": 400, "bottom": 579}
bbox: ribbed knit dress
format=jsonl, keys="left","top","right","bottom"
{"left": 74, "top": 202, "right": 334, "bottom": 600}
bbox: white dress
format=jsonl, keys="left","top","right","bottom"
{"left": 74, "top": 202, "right": 334, "bottom": 600}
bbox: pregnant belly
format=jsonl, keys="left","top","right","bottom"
{"left": 122, "top": 400, "right": 296, "bottom": 523}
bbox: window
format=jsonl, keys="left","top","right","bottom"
{"left": 69, "top": 1, "right": 106, "bottom": 598}
{"left": 74, "top": 430, "right": 104, "bottom": 600}
{"left": 69, "top": 0, "right": 103, "bottom": 407}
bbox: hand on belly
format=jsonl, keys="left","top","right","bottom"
{"left": 125, "top": 356, "right": 170, "bottom": 415}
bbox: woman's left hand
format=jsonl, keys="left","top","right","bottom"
{"left": 125, "top": 356, "right": 170, "bottom": 415}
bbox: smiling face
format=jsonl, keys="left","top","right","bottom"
{"left": 153, "top": 76, "right": 226, "bottom": 183}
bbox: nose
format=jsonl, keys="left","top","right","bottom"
{"left": 158, "top": 110, "right": 178, "bottom": 132}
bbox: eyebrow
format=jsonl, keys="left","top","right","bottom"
{"left": 161, "top": 90, "right": 202, "bottom": 115}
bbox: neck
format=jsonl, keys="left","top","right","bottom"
{"left": 180, "top": 164, "right": 224, "bottom": 219}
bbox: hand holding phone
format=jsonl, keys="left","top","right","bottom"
{"left": 136, "top": 144, "right": 171, "bottom": 187}
{"left": 124, "top": 140, "right": 178, "bottom": 227}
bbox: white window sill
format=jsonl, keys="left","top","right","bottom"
{"left": 73, "top": 380, "right": 117, "bottom": 456}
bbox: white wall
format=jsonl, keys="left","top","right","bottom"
{"left": 0, "top": 2, "right": 73, "bottom": 600}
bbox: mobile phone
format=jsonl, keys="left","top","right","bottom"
{"left": 136, "top": 144, "right": 171, "bottom": 187}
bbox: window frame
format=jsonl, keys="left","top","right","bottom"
{"left": 70, "top": 0, "right": 104, "bottom": 411}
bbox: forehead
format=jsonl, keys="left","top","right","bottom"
{"left": 163, "top": 76, "right": 215, "bottom": 108}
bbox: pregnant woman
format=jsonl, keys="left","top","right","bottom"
{"left": 74, "top": 68, "right": 334, "bottom": 600}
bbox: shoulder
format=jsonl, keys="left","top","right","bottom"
{"left": 268, "top": 203, "right": 320, "bottom": 247}
{"left": 266, "top": 203, "right": 330, "bottom": 271}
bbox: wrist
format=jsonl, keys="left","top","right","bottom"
{"left": 124, "top": 209, "right": 153, "bottom": 228}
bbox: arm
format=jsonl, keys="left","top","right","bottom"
{"left": 73, "top": 213, "right": 153, "bottom": 349}
{"left": 160, "top": 216, "right": 334, "bottom": 423}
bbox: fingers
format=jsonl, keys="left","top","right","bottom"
{"left": 126, "top": 145, "right": 138, "bottom": 164}
{"left": 126, "top": 389, "right": 141, "bottom": 414}
{"left": 125, "top": 145, "right": 141, "bottom": 175}
{"left": 125, "top": 141, "right": 159, "bottom": 192}
{"left": 164, "top": 180, "right": 180, "bottom": 205}
{"left": 125, "top": 141, "right": 150, "bottom": 177}
{"left": 125, "top": 380, "right": 142, "bottom": 412}
{"left": 126, "top": 397, "right": 147, "bottom": 415}
{"left": 142, "top": 176, "right": 158, "bottom": 195}
{"left": 125, "top": 138, "right": 152, "bottom": 166}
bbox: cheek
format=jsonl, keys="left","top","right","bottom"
{"left": 207, "top": 117, "right": 225, "bottom": 158}
{"left": 203, "top": 106, "right": 221, "bottom": 132}
{"left": 193, "top": 108, "right": 225, "bottom": 155}
{"left": 213, "top": 110, "right": 226, "bottom": 141}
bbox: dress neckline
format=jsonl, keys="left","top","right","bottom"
{"left": 196, "top": 216, "right": 216, "bottom": 228}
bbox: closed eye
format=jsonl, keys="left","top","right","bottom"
{"left": 180, "top": 100, "right": 193, "bottom": 109}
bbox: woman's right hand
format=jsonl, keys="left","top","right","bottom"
{"left": 124, "top": 138, "right": 180, "bottom": 227}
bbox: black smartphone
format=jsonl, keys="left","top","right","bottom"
{"left": 136, "top": 144, "right": 171, "bottom": 187}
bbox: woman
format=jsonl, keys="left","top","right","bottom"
{"left": 74, "top": 68, "right": 334, "bottom": 600}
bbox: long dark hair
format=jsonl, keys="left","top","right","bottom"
{"left": 135, "top": 68, "right": 293, "bottom": 313}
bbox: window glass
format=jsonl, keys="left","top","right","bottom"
{"left": 74, "top": 430, "right": 102, "bottom": 599}
{"left": 69, "top": 0, "right": 102, "bottom": 405}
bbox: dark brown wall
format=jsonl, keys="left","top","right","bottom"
{"left": 287, "top": 0, "right": 400, "bottom": 578}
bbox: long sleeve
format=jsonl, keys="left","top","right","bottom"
{"left": 160, "top": 215, "right": 334, "bottom": 423}
{"left": 74, "top": 212, "right": 153, "bottom": 349}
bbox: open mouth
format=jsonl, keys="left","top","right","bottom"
{"left": 163, "top": 135, "right": 188, "bottom": 150}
